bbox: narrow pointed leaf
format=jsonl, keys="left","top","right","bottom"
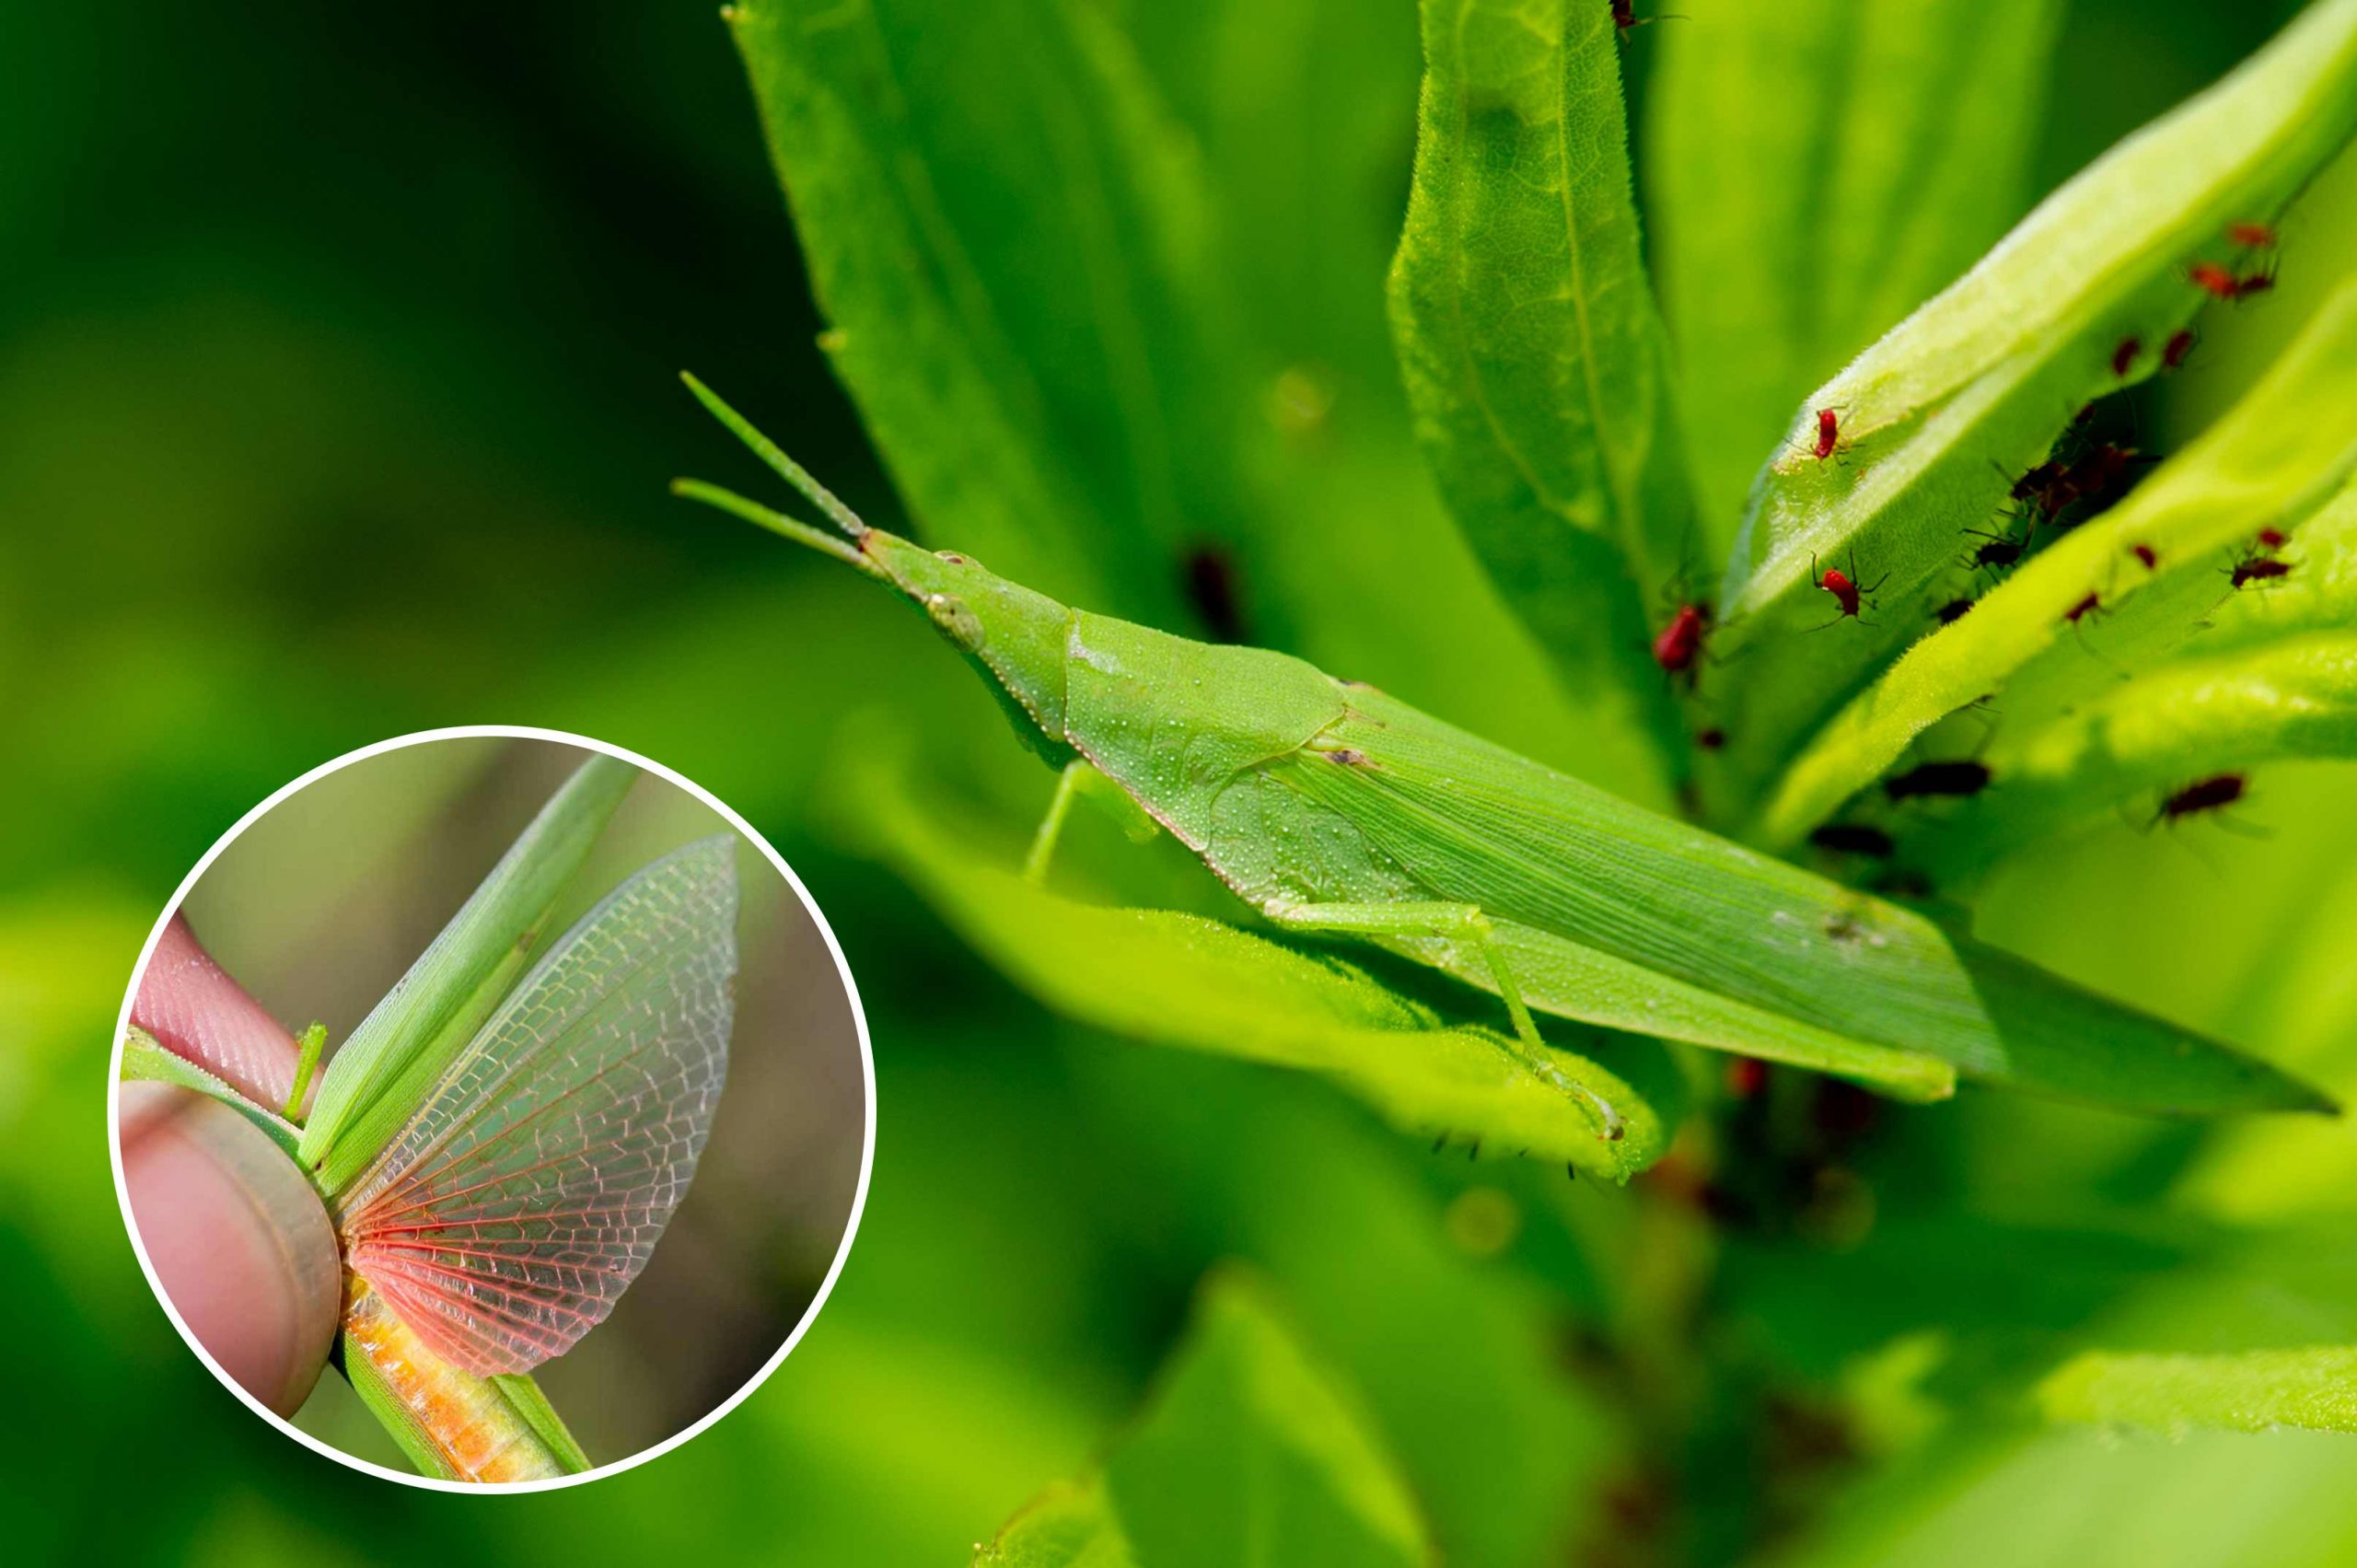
{"left": 1911, "top": 633, "right": 2357, "bottom": 881}
{"left": 726, "top": 0, "right": 1213, "bottom": 623}
{"left": 1388, "top": 0, "right": 1688, "bottom": 761}
{"left": 726, "top": 0, "right": 1666, "bottom": 802}
{"left": 1759, "top": 281, "right": 2357, "bottom": 847}
{"left": 1647, "top": 0, "right": 2063, "bottom": 534}
{"left": 336, "top": 836, "right": 737, "bottom": 1376}
{"left": 1927, "top": 470, "right": 2357, "bottom": 765}
{"left": 1704, "top": 0, "right": 2357, "bottom": 807}
{"left": 300, "top": 754, "right": 638, "bottom": 1194}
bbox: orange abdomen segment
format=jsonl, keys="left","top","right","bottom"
{"left": 341, "top": 1276, "right": 571, "bottom": 1483}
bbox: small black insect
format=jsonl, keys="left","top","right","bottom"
{"left": 1885, "top": 760, "right": 1991, "bottom": 801}
{"left": 1809, "top": 823, "right": 1895, "bottom": 858}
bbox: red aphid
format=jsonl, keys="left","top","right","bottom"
{"left": 2228, "top": 221, "right": 2278, "bottom": 250}
{"left": 2258, "top": 526, "right": 2289, "bottom": 549}
{"left": 2010, "top": 459, "right": 2074, "bottom": 516}
{"left": 2064, "top": 443, "right": 2142, "bottom": 512}
{"left": 1813, "top": 406, "right": 1841, "bottom": 461}
{"left": 1609, "top": 0, "right": 1678, "bottom": 31}
{"left": 2157, "top": 772, "right": 2246, "bottom": 823}
{"left": 2235, "top": 264, "right": 2278, "bottom": 298}
{"left": 2110, "top": 337, "right": 2141, "bottom": 377}
{"left": 1724, "top": 1056, "right": 1769, "bottom": 1098}
{"left": 2163, "top": 329, "right": 2197, "bottom": 369}
{"left": 1819, "top": 565, "right": 1862, "bottom": 617}
{"left": 2189, "top": 261, "right": 2240, "bottom": 299}
{"left": 2132, "top": 543, "right": 2158, "bottom": 570}
{"left": 1653, "top": 601, "right": 1713, "bottom": 679}
{"left": 1810, "top": 549, "right": 1884, "bottom": 622}
{"left": 2231, "top": 554, "right": 2293, "bottom": 588}
{"left": 2063, "top": 591, "right": 2102, "bottom": 624}
{"left": 1695, "top": 726, "right": 1726, "bottom": 751}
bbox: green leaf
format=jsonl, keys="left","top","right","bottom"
{"left": 1645, "top": 0, "right": 2064, "bottom": 535}
{"left": 1388, "top": 0, "right": 1688, "bottom": 765}
{"left": 297, "top": 753, "right": 636, "bottom": 1198}
{"left": 975, "top": 1269, "right": 1436, "bottom": 1568}
{"left": 1703, "top": 0, "right": 2357, "bottom": 811}
{"left": 725, "top": 0, "right": 1672, "bottom": 805}
{"left": 1759, "top": 278, "right": 2357, "bottom": 848}
{"left": 2041, "top": 1345, "right": 2357, "bottom": 1434}
{"left": 726, "top": 0, "right": 1217, "bottom": 626}
{"left": 1910, "top": 633, "right": 2357, "bottom": 881}
{"left": 1908, "top": 470, "right": 2357, "bottom": 775}
{"left": 834, "top": 739, "right": 1682, "bottom": 1180}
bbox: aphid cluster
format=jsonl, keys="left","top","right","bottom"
{"left": 2186, "top": 220, "right": 2281, "bottom": 303}
{"left": 2227, "top": 526, "right": 2297, "bottom": 590}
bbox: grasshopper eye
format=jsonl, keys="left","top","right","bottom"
{"left": 926, "top": 592, "right": 986, "bottom": 650}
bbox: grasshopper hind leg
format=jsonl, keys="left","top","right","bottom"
{"left": 1263, "top": 900, "right": 1625, "bottom": 1143}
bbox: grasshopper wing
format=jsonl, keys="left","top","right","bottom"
{"left": 335, "top": 835, "right": 738, "bottom": 1376}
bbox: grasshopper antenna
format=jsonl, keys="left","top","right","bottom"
{"left": 669, "top": 477, "right": 875, "bottom": 572}
{"left": 677, "top": 372, "right": 870, "bottom": 540}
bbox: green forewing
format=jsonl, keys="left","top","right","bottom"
{"left": 1277, "top": 692, "right": 2325, "bottom": 1115}
{"left": 840, "top": 747, "right": 1678, "bottom": 1180}
{"left": 300, "top": 755, "right": 638, "bottom": 1197}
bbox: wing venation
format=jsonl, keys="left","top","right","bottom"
{"left": 337, "top": 836, "right": 738, "bottom": 1375}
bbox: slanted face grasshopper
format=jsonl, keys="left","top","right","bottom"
{"left": 679, "top": 376, "right": 2330, "bottom": 1134}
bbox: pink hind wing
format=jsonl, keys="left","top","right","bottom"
{"left": 337, "top": 835, "right": 737, "bottom": 1375}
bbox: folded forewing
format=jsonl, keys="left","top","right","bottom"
{"left": 337, "top": 835, "right": 738, "bottom": 1375}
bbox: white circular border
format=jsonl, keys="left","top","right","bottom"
{"left": 105, "top": 724, "right": 877, "bottom": 1494}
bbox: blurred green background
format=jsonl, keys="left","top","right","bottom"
{"left": 6, "top": 1, "right": 2357, "bottom": 1563}
{"left": 157, "top": 735, "right": 867, "bottom": 1469}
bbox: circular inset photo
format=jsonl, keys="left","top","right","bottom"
{"left": 108, "top": 728, "right": 872, "bottom": 1489}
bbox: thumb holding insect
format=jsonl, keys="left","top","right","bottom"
{"left": 121, "top": 915, "right": 341, "bottom": 1416}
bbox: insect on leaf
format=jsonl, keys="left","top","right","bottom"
{"left": 1761, "top": 278, "right": 2357, "bottom": 847}
{"left": 1910, "top": 633, "right": 2357, "bottom": 884}
{"left": 335, "top": 835, "right": 737, "bottom": 1376}
{"left": 836, "top": 739, "right": 1682, "bottom": 1180}
{"left": 1705, "top": 0, "right": 2357, "bottom": 809}
{"left": 1647, "top": 0, "right": 2063, "bottom": 536}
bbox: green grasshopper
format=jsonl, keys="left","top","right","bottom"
{"left": 678, "top": 377, "right": 2330, "bottom": 1133}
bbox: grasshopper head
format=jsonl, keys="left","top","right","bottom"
{"left": 674, "top": 375, "right": 1074, "bottom": 741}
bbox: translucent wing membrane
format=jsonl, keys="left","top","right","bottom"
{"left": 336, "top": 836, "right": 739, "bottom": 1376}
